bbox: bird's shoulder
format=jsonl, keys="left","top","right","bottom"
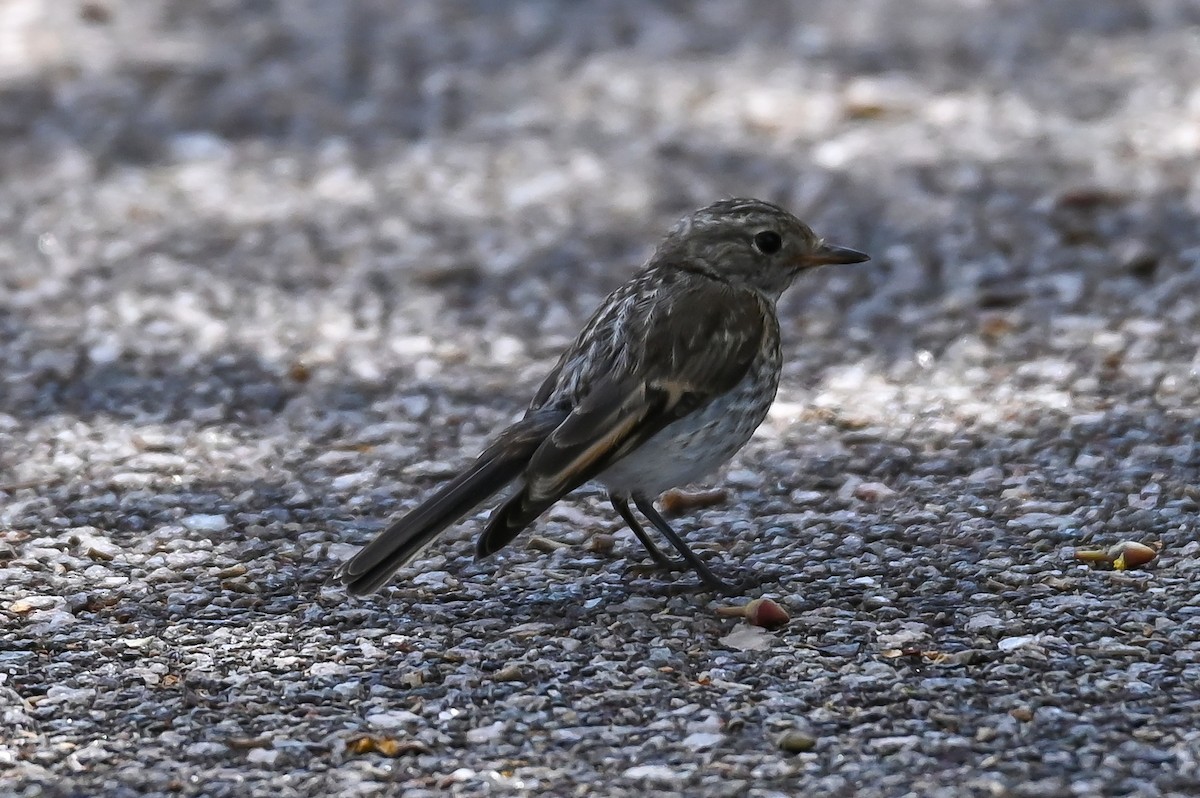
{"left": 641, "top": 269, "right": 774, "bottom": 397}
{"left": 530, "top": 268, "right": 774, "bottom": 411}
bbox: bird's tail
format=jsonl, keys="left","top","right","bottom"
{"left": 475, "top": 487, "right": 558, "bottom": 560}
{"left": 336, "top": 408, "right": 564, "bottom": 595}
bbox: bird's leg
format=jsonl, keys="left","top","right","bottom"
{"left": 632, "top": 494, "right": 736, "bottom": 593}
{"left": 610, "top": 494, "right": 680, "bottom": 569}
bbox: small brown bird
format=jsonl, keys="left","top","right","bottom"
{"left": 336, "top": 198, "right": 869, "bottom": 594}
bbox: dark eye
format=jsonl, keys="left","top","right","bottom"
{"left": 753, "top": 230, "right": 782, "bottom": 255}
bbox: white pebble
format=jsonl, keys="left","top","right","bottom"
{"left": 465, "top": 721, "right": 505, "bottom": 744}
{"left": 246, "top": 748, "right": 278, "bottom": 765}
{"left": 681, "top": 731, "right": 723, "bottom": 750}
{"left": 622, "top": 765, "right": 683, "bottom": 783}
{"left": 364, "top": 710, "right": 422, "bottom": 729}
{"left": 412, "top": 570, "right": 451, "bottom": 589}
{"left": 181, "top": 514, "right": 229, "bottom": 532}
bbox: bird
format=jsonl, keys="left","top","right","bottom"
{"left": 336, "top": 198, "right": 869, "bottom": 595}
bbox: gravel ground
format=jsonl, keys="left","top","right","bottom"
{"left": 2, "top": 1, "right": 1200, "bottom": 796}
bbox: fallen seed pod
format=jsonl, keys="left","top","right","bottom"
{"left": 588, "top": 533, "right": 615, "bottom": 554}
{"left": 526, "top": 535, "right": 569, "bottom": 554}
{"left": 1074, "top": 540, "right": 1159, "bottom": 570}
{"left": 715, "top": 597, "right": 790, "bottom": 630}
{"left": 660, "top": 487, "right": 729, "bottom": 516}
{"left": 1109, "top": 541, "right": 1158, "bottom": 570}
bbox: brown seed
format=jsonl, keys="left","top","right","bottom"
{"left": 227, "top": 737, "right": 271, "bottom": 750}
{"left": 526, "top": 535, "right": 569, "bottom": 554}
{"left": 979, "top": 313, "right": 1016, "bottom": 340}
{"left": 588, "top": 533, "right": 616, "bottom": 554}
{"left": 1109, "top": 541, "right": 1158, "bottom": 570}
{"left": 86, "top": 546, "right": 116, "bottom": 562}
{"left": 659, "top": 488, "right": 729, "bottom": 516}
{"left": 79, "top": 2, "right": 111, "bottom": 24}
{"left": 843, "top": 100, "right": 889, "bottom": 120}
{"left": 287, "top": 360, "right": 312, "bottom": 382}
{"left": 1075, "top": 541, "right": 1159, "bottom": 570}
{"left": 1054, "top": 186, "right": 1126, "bottom": 210}
{"left": 346, "top": 734, "right": 428, "bottom": 757}
{"left": 715, "top": 597, "right": 790, "bottom": 631}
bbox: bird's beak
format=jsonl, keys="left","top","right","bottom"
{"left": 802, "top": 242, "right": 871, "bottom": 267}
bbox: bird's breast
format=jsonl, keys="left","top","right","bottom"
{"left": 598, "top": 330, "right": 782, "bottom": 496}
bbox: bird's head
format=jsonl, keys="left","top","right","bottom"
{"left": 655, "top": 198, "right": 869, "bottom": 297}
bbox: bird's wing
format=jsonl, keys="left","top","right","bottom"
{"left": 476, "top": 279, "right": 768, "bottom": 555}
{"left": 529, "top": 280, "right": 767, "bottom": 497}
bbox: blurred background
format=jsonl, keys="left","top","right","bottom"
{"left": 4, "top": 0, "right": 1200, "bottom": 625}
{"left": 3, "top": 1, "right": 1198, "bottom": 431}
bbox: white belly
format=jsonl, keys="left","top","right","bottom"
{"left": 596, "top": 368, "right": 776, "bottom": 496}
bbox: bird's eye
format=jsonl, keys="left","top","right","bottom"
{"left": 753, "top": 230, "right": 783, "bottom": 255}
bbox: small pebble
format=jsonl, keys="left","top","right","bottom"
{"left": 777, "top": 730, "right": 817, "bottom": 753}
